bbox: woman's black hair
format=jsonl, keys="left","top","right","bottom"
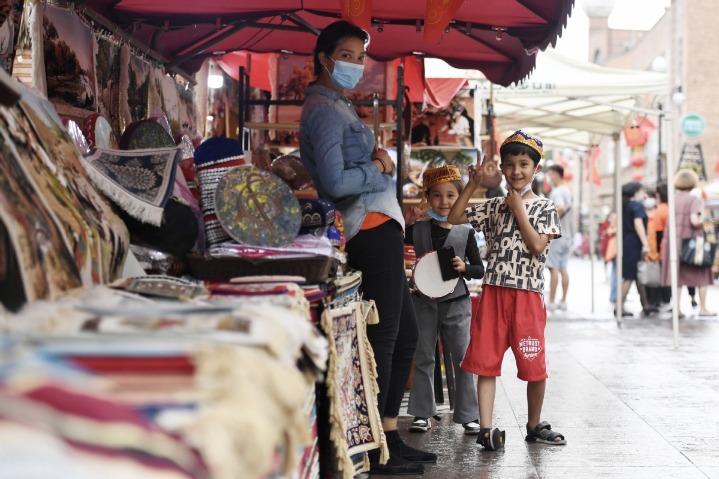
{"left": 621, "top": 181, "right": 643, "bottom": 208}
{"left": 499, "top": 142, "right": 541, "bottom": 165}
{"left": 656, "top": 182, "right": 668, "bottom": 203}
{"left": 312, "top": 20, "right": 369, "bottom": 78}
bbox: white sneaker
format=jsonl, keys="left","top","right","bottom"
{"left": 410, "top": 417, "right": 431, "bottom": 432}
{"left": 462, "top": 420, "right": 481, "bottom": 435}
{"left": 547, "top": 303, "right": 557, "bottom": 312}
{"left": 557, "top": 302, "right": 567, "bottom": 311}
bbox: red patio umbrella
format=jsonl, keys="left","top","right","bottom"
{"left": 75, "top": 0, "right": 574, "bottom": 86}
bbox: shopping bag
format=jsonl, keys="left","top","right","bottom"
{"left": 679, "top": 235, "right": 717, "bottom": 268}
{"left": 637, "top": 261, "right": 661, "bottom": 287}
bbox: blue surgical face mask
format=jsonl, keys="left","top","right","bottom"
{"left": 427, "top": 209, "right": 448, "bottom": 222}
{"left": 325, "top": 57, "right": 364, "bottom": 90}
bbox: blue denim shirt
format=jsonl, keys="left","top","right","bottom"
{"left": 299, "top": 85, "right": 404, "bottom": 240}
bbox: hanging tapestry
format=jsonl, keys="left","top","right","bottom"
{"left": 81, "top": 147, "right": 180, "bottom": 227}
{"left": 320, "top": 301, "right": 386, "bottom": 479}
{"left": 43, "top": 5, "right": 97, "bottom": 116}
{"left": 0, "top": 85, "right": 128, "bottom": 305}
{"left": 118, "top": 44, "right": 151, "bottom": 133}
{"left": 94, "top": 35, "right": 122, "bottom": 137}
{"left": 159, "top": 72, "right": 199, "bottom": 140}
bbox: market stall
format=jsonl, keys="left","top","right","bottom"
{"left": 0, "top": 0, "right": 576, "bottom": 477}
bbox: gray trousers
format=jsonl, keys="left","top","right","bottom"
{"left": 407, "top": 294, "right": 478, "bottom": 424}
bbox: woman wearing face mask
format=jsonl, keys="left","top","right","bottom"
{"left": 618, "top": 181, "right": 658, "bottom": 317}
{"left": 299, "top": 21, "right": 433, "bottom": 476}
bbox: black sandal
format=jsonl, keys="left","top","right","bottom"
{"left": 476, "top": 427, "right": 505, "bottom": 450}
{"left": 525, "top": 421, "right": 566, "bottom": 445}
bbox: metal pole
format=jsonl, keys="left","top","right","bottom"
{"left": 657, "top": 103, "right": 664, "bottom": 185}
{"left": 667, "top": 0, "right": 679, "bottom": 348}
{"left": 588, "top": 147, "right": 596, "bottom": 314}
{"left": 614, "top": 132, "right": 624, "bottom": 325}
{"left": 667, "top": 114, "right": 679, "bottom": 348}
{"left": 396, "top": 63, "right": 405, "bottom": 207}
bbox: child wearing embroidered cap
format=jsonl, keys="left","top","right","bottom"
{"left": 448, "top": 129, "right": 568, "bottom": 450}
{"left": 403, "top": 165, "right": 484, "bottom": 437}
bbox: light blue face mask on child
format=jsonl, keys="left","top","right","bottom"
{"left": 325, "top": 57, "right": 364, "bottom": 90}
{"left": 427, "top": 210, "right": 448, "bottom": 222}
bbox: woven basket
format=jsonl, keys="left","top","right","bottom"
{"left": 185, "top": 254, "right": 337, "bottom": 283}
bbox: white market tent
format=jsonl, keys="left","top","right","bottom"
{"left": 427, "top": 49, "right": 667, "bottom": 149}
{"left": 426, "top": 51, "right": 685, "bottom": 343}
{"left": 490, "top": 50, "right": 667, "bottom": 148}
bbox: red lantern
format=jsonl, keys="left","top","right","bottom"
{"left": 630, "top": 156, "right": 646, "bottom": 167}
{"left": 564, "top": 169, "right": 574, "bottom": 181}
{"left": 623, "top": 126, "right": 649, "bottom": 147}
{"left": 632, "top": 172, "right": 644, "bottom": 182}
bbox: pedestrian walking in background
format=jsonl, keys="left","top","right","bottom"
{"left": 660, "top": 169, "right": 716, "bottom": 318}
{"left": 402, "top": 165, "right": 484, "bottom": 437}
{"left": 617, "top": 182, "right": 657, "bottom": 317}
{"left": 449, "top": 130, "right": 567, "bottom": 451}
{"left": 545, "top": 164, "right": 574, "bottom": 312}
{"left": 600, "top": 212, "right": 617, "bottom": 285}
{"left": 647, "top": 183, "right": 672, "bottom": 309}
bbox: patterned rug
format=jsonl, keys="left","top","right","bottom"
{"left": 81, "top": 147, "right": 180, "bottom": 226}
{"left": 320, "top": 301, "right": 387, "bottom": 479}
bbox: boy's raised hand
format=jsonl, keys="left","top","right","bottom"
{"left": 505, "top": 187, "right": 523, "bottom": 214}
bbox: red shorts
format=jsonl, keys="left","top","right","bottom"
{"left": 461, "top": 284, "right": 548, "bottom": 381}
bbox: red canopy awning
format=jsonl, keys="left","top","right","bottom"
{"left": 217, "top": 51, "right": 273, "bottom": 91}
{"left": 75, "top": 0, "right": 574, "bottom": 87}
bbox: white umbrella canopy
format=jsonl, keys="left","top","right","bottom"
{"left": 425, "top": 49, "right": 667, "bottom": 147}
{"left": 489, "top": 49, "right": 667, "bottom": 148}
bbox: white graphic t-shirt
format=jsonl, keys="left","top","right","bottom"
{"left": 466, "top": 197, "right": 561, "bottom": 293}
{"left": 549, "top": 184, "right": 574, "bottom": 240}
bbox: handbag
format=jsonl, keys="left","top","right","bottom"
{"left": 679, "top": 235, "right": 717, "bottom": 268}
{"left": 604, "top": 236, "right": 617, "bottom": 262}
{"left": 637, "top": 261, "right": 661, "bottom": 287}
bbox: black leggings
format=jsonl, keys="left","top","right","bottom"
{"left": 346, "top": 220, "right": 419, "bottom": 419}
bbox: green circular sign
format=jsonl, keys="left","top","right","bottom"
{"left": 680, "top": 112, "right": 706, "bottom": 138}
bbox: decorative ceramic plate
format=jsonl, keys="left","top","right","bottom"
{"left": 62, "top": 118, "right": 90, "bottom": 155}
{"left": 82, "top": 113, "right": 119, "bottom": 149}
{"left": 214, "top": 166, "right": 301, "bottom": 247}
{"left": 120, "top": 119, "right": 175, "bottom": 150}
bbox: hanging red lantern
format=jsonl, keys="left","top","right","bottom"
{"left": 632, "top": 172, "right": 644, "bottom": 182}
{"left": 564, "top": 169, "right": 574, "bottom": 181}
{"left": 630, "top": 156, "right": 646, "bottom": 167}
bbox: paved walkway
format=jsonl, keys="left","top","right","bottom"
{"left": 365, "top": 257, "right": 719, "bottom": 478}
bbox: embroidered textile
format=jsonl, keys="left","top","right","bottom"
{"left": 0, "top": 86, "right": 128, "bottom": 305}
{"left": 81, "top": 147, "right": 180, "bottom": 227}
{"left": 320, "top": 302, "right": 385, "bottom": 478}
